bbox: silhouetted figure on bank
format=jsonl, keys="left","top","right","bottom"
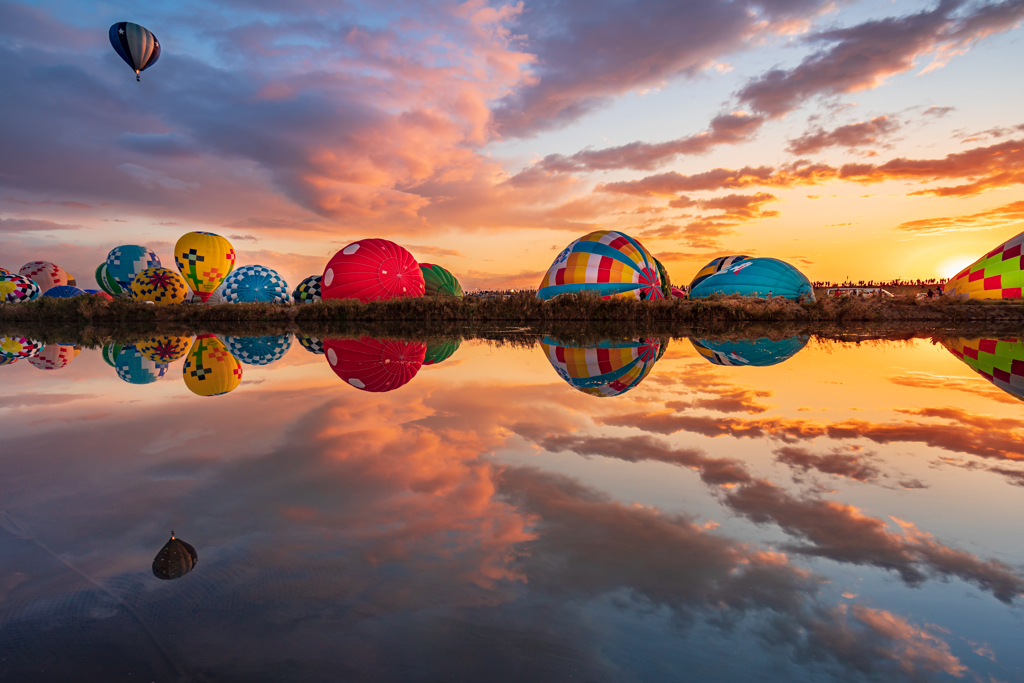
{"left": 152, "top": 531, "right": 198, "bottom": 580}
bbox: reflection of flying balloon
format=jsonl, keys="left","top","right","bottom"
{"left": 221, "top": 265, "right": 289, "bottom": 303}
{"left": 152, "top": 532, "right": 197, "bottom": 580}
{"left": 420, "top": 264, "right": 463, "bottom": 298}
{"left": 28, "top": 345, "right": 78, "bottom": 370}
{"left": 943, "top": 338, "right": 1024, "bottom": 401}
{"left": 106, "top": 245, "right": 161, "bottom": 290}
{"left": 296, "top": 334, "right": 325, "bottom": 355}
{"left": 1, "top": 273, "right": 41, "bottom": 303}
{"left": 689, "top": 255, "right": 749, "bottom": 291}
{"left": 42, "top": 285, "right": 85, "bottom": 299}
{"left": 138, "top": 335, "right": 192, "bottom": 363}
{"left": 130, "top": 267, "right": 189, "bottom": 305}
{"left": 538, "top": 230, "right": 663, "bottom": 301}
{"left": 174, "top": 232, "right": 235, "bottom": 303}
{"left": 115, "top": 345, "right": 168, "bottom": 384}
{"left": 19, "top": 261, "right": 69, "bottom": 293}
{"left": 183, "top": 335, "right": 243, "bottom": 397}
{"left": 944, "top": 232, "right": 1024, "bottom": 300}
{"left": 109, "top": 22, "right": 161, "bottom": 82}
{"left": 223, "top": 335, "right": 292, "bottom": 365}
{"left": 690, "top": 336, "right": 808, "bottom": 367}
{"left": 95, "top": 263, "right": 125, "bottom": 297}
{"left": 102, "top": 342, "right": 124, "bottom": 367}
{"left": 423, "top": 339, "right": 461, "bottom": 365}
{"left": 542, "top": 337, "right": 662, "bottom": 397}
{"left": 1, "top": 336, "right": 43, "bottom": 359}
{"left": 321, "top": 239, "right": 424, "bottom": 302}
{"left": 688, "top": 258, "right": 814, "bottom": 301}
{"left": 292, "top": 275, "right": 322, "bottom": 304}
{"left": 324, "top": 337, "right": 426, "bottom": 392}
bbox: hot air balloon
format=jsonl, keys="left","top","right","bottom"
{"left": 115, "top": 345, "right": 168, "bottom": 384}
{"left": 0, "top": 273, "right": 41, "bottom": 303}
{"left": 130, "top": 267, "right": 189, "bottom": 305}
{"left": 1, "top": 336, "right": 43, "bottom": 359}
{"left": 296, "top": 334, "right": 325, "bottom": 355}
{"left": 321, "top": 239, "right": 425, "bottom": 302}
{"left": 324, "top": 337, "right": 426, "bottom": 392}
{"left": 944, "top": 232, "right": 1024, "bottom": 300}
{"left": 654, "top": 257, "right": 672, "bottom": 299}
{"left": 0, "top": 357, "right": 19, "bottom": 367}
{"left": 138, "top": 335, "right": 192, "bottom": 363}
{"left": 106, "top": 245, "right": 161, "bottom": 290}
{"left": 101, "top": 342, "right": 124, "bottom": 367}
{"left": 83, "top": 289, "right": 114, "bottom": 300}
{"left": 538, "top": 230, "right": 663, "bottom": 301}
{"left": 183, "top": 335, "right": 243, "bottom": 397}
{"left": 670, "top": 286, "right": 687, "bottom": 299}
{"left": 943, "top": 338, "right": 1024, "bottom": 401}
{"left": 690, "top": 336, "right": 808, "bottom": 367}
{"left": 174, "top": 232, "right": 235, "bottom": 303}
{"left": 28, "top": 344, "right": 78, "bottom": 370}
{"left": 420, "top": 264, "right": 464, "bottom": 298}
{"left": 423, "top": 338, "right": 461, "bottom": 365}
{"left": 0, "top": 267, "right": 11, "bottom": 275}
{"left": 689, "top": 255, "right": 751, "bottom": 291}
{"left": 18, "top": 261, "right": 69, "bottom": 293}
{"left": 152, "top": 532, "right": 197, "bottom": 580}
{"left": 95, "top": 263, "right": 125, "bottom": 297}
{"left": 542, "top": 337, "right": 662, "bottom": 397}
{"left": 292, "top": 275, "right": 322, "bottom": 304}
{"left": 221, "top": 265, "right": 289, "bottom": 303}
{"left": 688, "top": 258, "right": 814, "bottom": 301}
{"left": 109, "top": 22, "right": 161, "bottom": 82}
{"left": 42, "top": 285, "right": 85, "bottom": 299}
{"left": 223, "top": 335, "right": 292, "bottom": 365}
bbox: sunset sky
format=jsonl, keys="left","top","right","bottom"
{"left": 1, "top": 0, "right": 1023, "bottom": 290}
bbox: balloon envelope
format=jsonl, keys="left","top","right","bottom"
{"left": 101, "top": 342, "right": 124, "bottom": 367}
{"left": 109, "top": 22, "right": 161, "bottom": 81}
{"left": 19, "top": 261, "right": 69, "bottom": 293}
{"left": 538, "top": 230, "right": 663, "bottom": 301}
{"left": 42, "top": 286, "right": 85, "bottom": 299}
{"left": 542, "top": 337, "right": 662, "bottom": 397}
{"left": 95, "top": 263, "right": 125, "bottom": 297}
{"left": 688, "top": 258, "right": 814, "bottom": 301}
{"left": 943, "top": 337, "right": 1024, "bottom": 401}
{"left": 689, "top": 255, "right": 750, "bottom": 291}
{"left": 292, "top": 275, "right": 322, "bottom": 304}
{"left": 1, "top": 336, "right": 43, "bottom": 359}
{"left": 423, "top": 338, "right": 461, "bottom": 365}
{"left": 174, "top": 232, "right": 236, "bottom": 302}
{"left": 0, "top": 274, "right": 41, "bottom": 303}
{"left": 183, "top": 335, "right": 243, "bottom": 397}
{"left": 130, "top": 267, "right": 189, "bottom": 305}
{"left": 321, "top": 239, "right": 424, "bottom": 302}
{"left": 152, "top": 533, "right": 197, "bottom": 580}
{"left": 670, "top": 286, "right": 687, "bottom": 299}
{"left": 944, "top": 232, "right": 1024, "bottom": 300}
{"left": 28, "top": 344, "right": 77, "bottom": 370}
{"left": 654, "top": 258, "right": 672, "bottom": 299}
{"left": 115, "top": 345, "right": 168, "bottom": 384}
{"left": 296, "top": 334, "right": 325, "bottom": 355}
{"left": 223, "top": 335, "right": 292, "bottom": 365}
{"left": 138, "top": 335, "right": 192, "bottom": 363}
{"left": 106, "top": 245, "right": 161, "bottom": 290}
{"left": 324, "top": 337, "right": 425, "bottom": 392}
{"left": 222, "top": 265, "right": 289, "bottom": 303}
{"left": 690, "top": 336, "right": 808, "bottom": 367}
{"left": 420, "top": 264, "right": 464, "bottom": 298}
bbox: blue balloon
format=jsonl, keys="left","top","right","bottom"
{"left": 106, "top": 245, "right": 161, "bottom": 289}
{"left": 691, "top": 336, "right": 808, "bottom": 367}
{"left": 223, "top": 335, "right": 292, "bottom": 365}
{"left": 114, "top": 345, "right": 168, "bottom": 384}
{"left": 688, "top": 258, "right": 814, "bottom": 301}
{"left": 221, "top": 265, "right": 289, "bottom": 303}
{"left": 42, "top": 286, "right": 86, "bottom": 298}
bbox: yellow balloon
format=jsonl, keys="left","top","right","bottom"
{"left": 182, "top": 335, "right": 242, "bottom": 397}
{"left": 138, "top": 335, "right": 192, "bottom": 363}
{"left": 174, "top": 232, "right": 236, "bottom": 303}
{"left": 130, "top": 267, "right": 189, "bottom": 305}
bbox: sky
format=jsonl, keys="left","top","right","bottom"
{"left": 1, "top": 0, "right": 1023, "bottom": 290}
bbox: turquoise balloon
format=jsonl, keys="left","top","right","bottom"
{"left": 690, "top": 336, "right": 808, "bottom": 367}
{"left": 688, "top": 258, "right": 814, "bottom": 301}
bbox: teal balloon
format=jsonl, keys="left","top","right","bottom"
{"left": 688, "top": 258, "right": 814, "bottom": 301}
{"left": 114, "top": 345, "right": 168, "bottom": 384}
{"left": 691, "top": 336, "right": 808, "bottom": 367}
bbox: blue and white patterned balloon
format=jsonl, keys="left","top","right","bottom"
{"left": 42, "top": 285, "right": 86, "bottom": 298}
{"left": 106, "top": 245, "right": 161, "bottom": 289}
{"left": 114, "top": 345, "right": 168, "bottom": 384}
{"left": 221, "top": 265, "right": 289, "bottom": 303}
{"left": 223, "top": 335, "right": 292, "bottom": 365}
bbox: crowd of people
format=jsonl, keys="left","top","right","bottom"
{"left": 810, "top": 278, "right": 944, "bottom": 289}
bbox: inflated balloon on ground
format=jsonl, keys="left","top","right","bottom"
{"left": 183, "top": 335, "right": 243, "bottom": 397}
{"left": 115, "top": 345, "right": 168, "bottom": 384}
{"left": 654, "top": 258, "right": 672, "bottom": 299}
{"left": 83, "top": 289, "right": 113, "bottom": 300}
{"left": 688, "top": 258, "right": 814, "bottom": 301}
{"left": 538, "top": 230, "right": 663, "bottom": 301}
{"left": 321, "top": 239, "right": 424, "bottom": 302}
{"left": 106, "top": 245, "right": 161, "bottom": 289}
{"left": 42, "top": 286, "right": 85, "bottom": 299}
{"left": 174, "top": 232, "right": 236, "bottom": 303}
{"left": 689, "top": 255, "right": 750, "bottom": 291}
{"left": 420, "top": 264, "right": 463, "bottom": 298}
{"left": 944, "top": 232, "right": 1024, "bottom": 300}
{"left": 130, "top": 267, "right": 189, "bottom": 305}
{"left": 690, "top": 336, "right": 809, "bottom": 367}
{"left": 292, "top": 276, "right": 322, "bottom": 304}
{"left": 222, "top": 265, "right": 289, "bottom": 303}
{"left": 138, "top": 335, "right": 192, "bottom": 363}
{"left": 95, "top": 263, "right": 125, "bottom": 297}
{"left": 223, "top": 335, "right": 292, "bottom": 365}
{"left": 28, "top": 345, "right": 78, "bottom": 370}
{"left": 109, "top": 22, "right": 160, "bottom": 81}
{"left": 541, "top": 337, "right": 662, "bottom": 397}
{"left": 19, "top": 261, "right": 69, "bottom": 293}
{"left": 670, "top": 286, "right": 687, "bottom": 299}
{"left": 324, "top": 337, "right": 426, "bottom": 392}
{"left": 943, "top": 337, "right": 1024, "bottom": 401}
{"left": 1, "top": 274, "right": 41, "bottom": 303}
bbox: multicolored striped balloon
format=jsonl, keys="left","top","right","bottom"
{"left": 944, "top": 231, "right": 1024, "bottom": 300}
{"left": 108, "top": 22, "right": 161, "bottom": 82}
{"left": 538, "top": 231, "right": 663, "bottom": 301}
{"left": 95, "top": 263, "right": 125, "bottom": 297}
{"left": 0, "top": 273, "right": 41, "bottom": 303}
{"left": 541, "top": 337, "right": 661, "bottom": 397}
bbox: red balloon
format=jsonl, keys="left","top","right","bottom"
{"left": 321, "top": 239, "right": 425, "bottom": 302}
{"left": 324, "top": 337, "right": 426, "bottom": 392}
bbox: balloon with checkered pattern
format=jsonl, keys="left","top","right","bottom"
{"left": 106, "top": 245, "right": 161, "bottom": 290}
{"left": 944, "top": 232, "right": 1024, "bottom": 300}
{"left": 222, "top": 265, "right": 289, "bottom": 304}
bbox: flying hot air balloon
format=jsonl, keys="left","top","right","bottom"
{"left": 538, "top": 231, "right": 663, "bottom": 301}
{"left": 944, "top": 231, "right": 1024, "bottom": 300}
{"left": 174, "top": 232, "right": 235, "bottom": 303}
{"left": 542, "top": 337, "right": 662, "bottom": 397}
{"left": 152, "top": 532, "right": 197, "bottom": 580}
{"left": 420, "top": 264, "right": 464, "bottom": 298}
{"left": 323, "top": 337, "right": 426, "bottom": 392}
{"left": 19, "top": 261, "right": 69, "bottom": 293}
{"left": 182, "top": 335, "right": 243, "bottom": 397}
{"left": 138, "top": 335, "right": 192, "bottom": 363}
{"left": 688, "top": 258, "right": 814, "bottom": 301}
{"left": 0, "top": 273, "right": 41, "bottom": 303}
{"left": 690, "top": 336, "right": 808, "bottom": 367}
{"left": 292, "top": 275, "right": 322, "bottom": 304}
{"left": 130, "top": 267, "right": 189, "bottom": 305}
{"left": 321, "top": 239, "right": 425, "bottom": 302}
{"left": 109, "top": 22, "right": 161, "bottom": 82}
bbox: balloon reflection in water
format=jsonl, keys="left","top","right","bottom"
{"left": 101, "top": 342, "right": 124, "bottom": 367}
{"left": 0, "top": 336, "right": 43, "bottom": 359}
{"left": 690, "top": 336, "right": 809, "bottom": 367}
{"left": 223, "top": 335, "right": 292, "bottom": 366}
{"left": 324, "top": 337, "right": 426, "bottom": 392}
{"left": 423, "top": 338, "right": 461, "bottom": 365}
{"left": 28, "top": 344, "right": 79, "bottom": 370}
{"left": 296, "top": 334, "right": 325, "bottom": 355}
{"left": 152, "top": 532, "right": 197, "bottom": 580}
{"left": 183, "top": 335, "right": 243, "bottom": 397}
{"left": 138, "top": 335, "right": 192, "bottom": 363}
{"left": 943, "top": 337, "right": 1024, "bottom": 401}
{"left": 115, "top": 345, "right": 168, "bottom": 384}
{"left": 542, "top": 337, "right": 663, "bottom": 397}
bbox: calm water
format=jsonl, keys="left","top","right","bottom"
{"left": 1, "top": 332, "right": 1023, "bottom": 682}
